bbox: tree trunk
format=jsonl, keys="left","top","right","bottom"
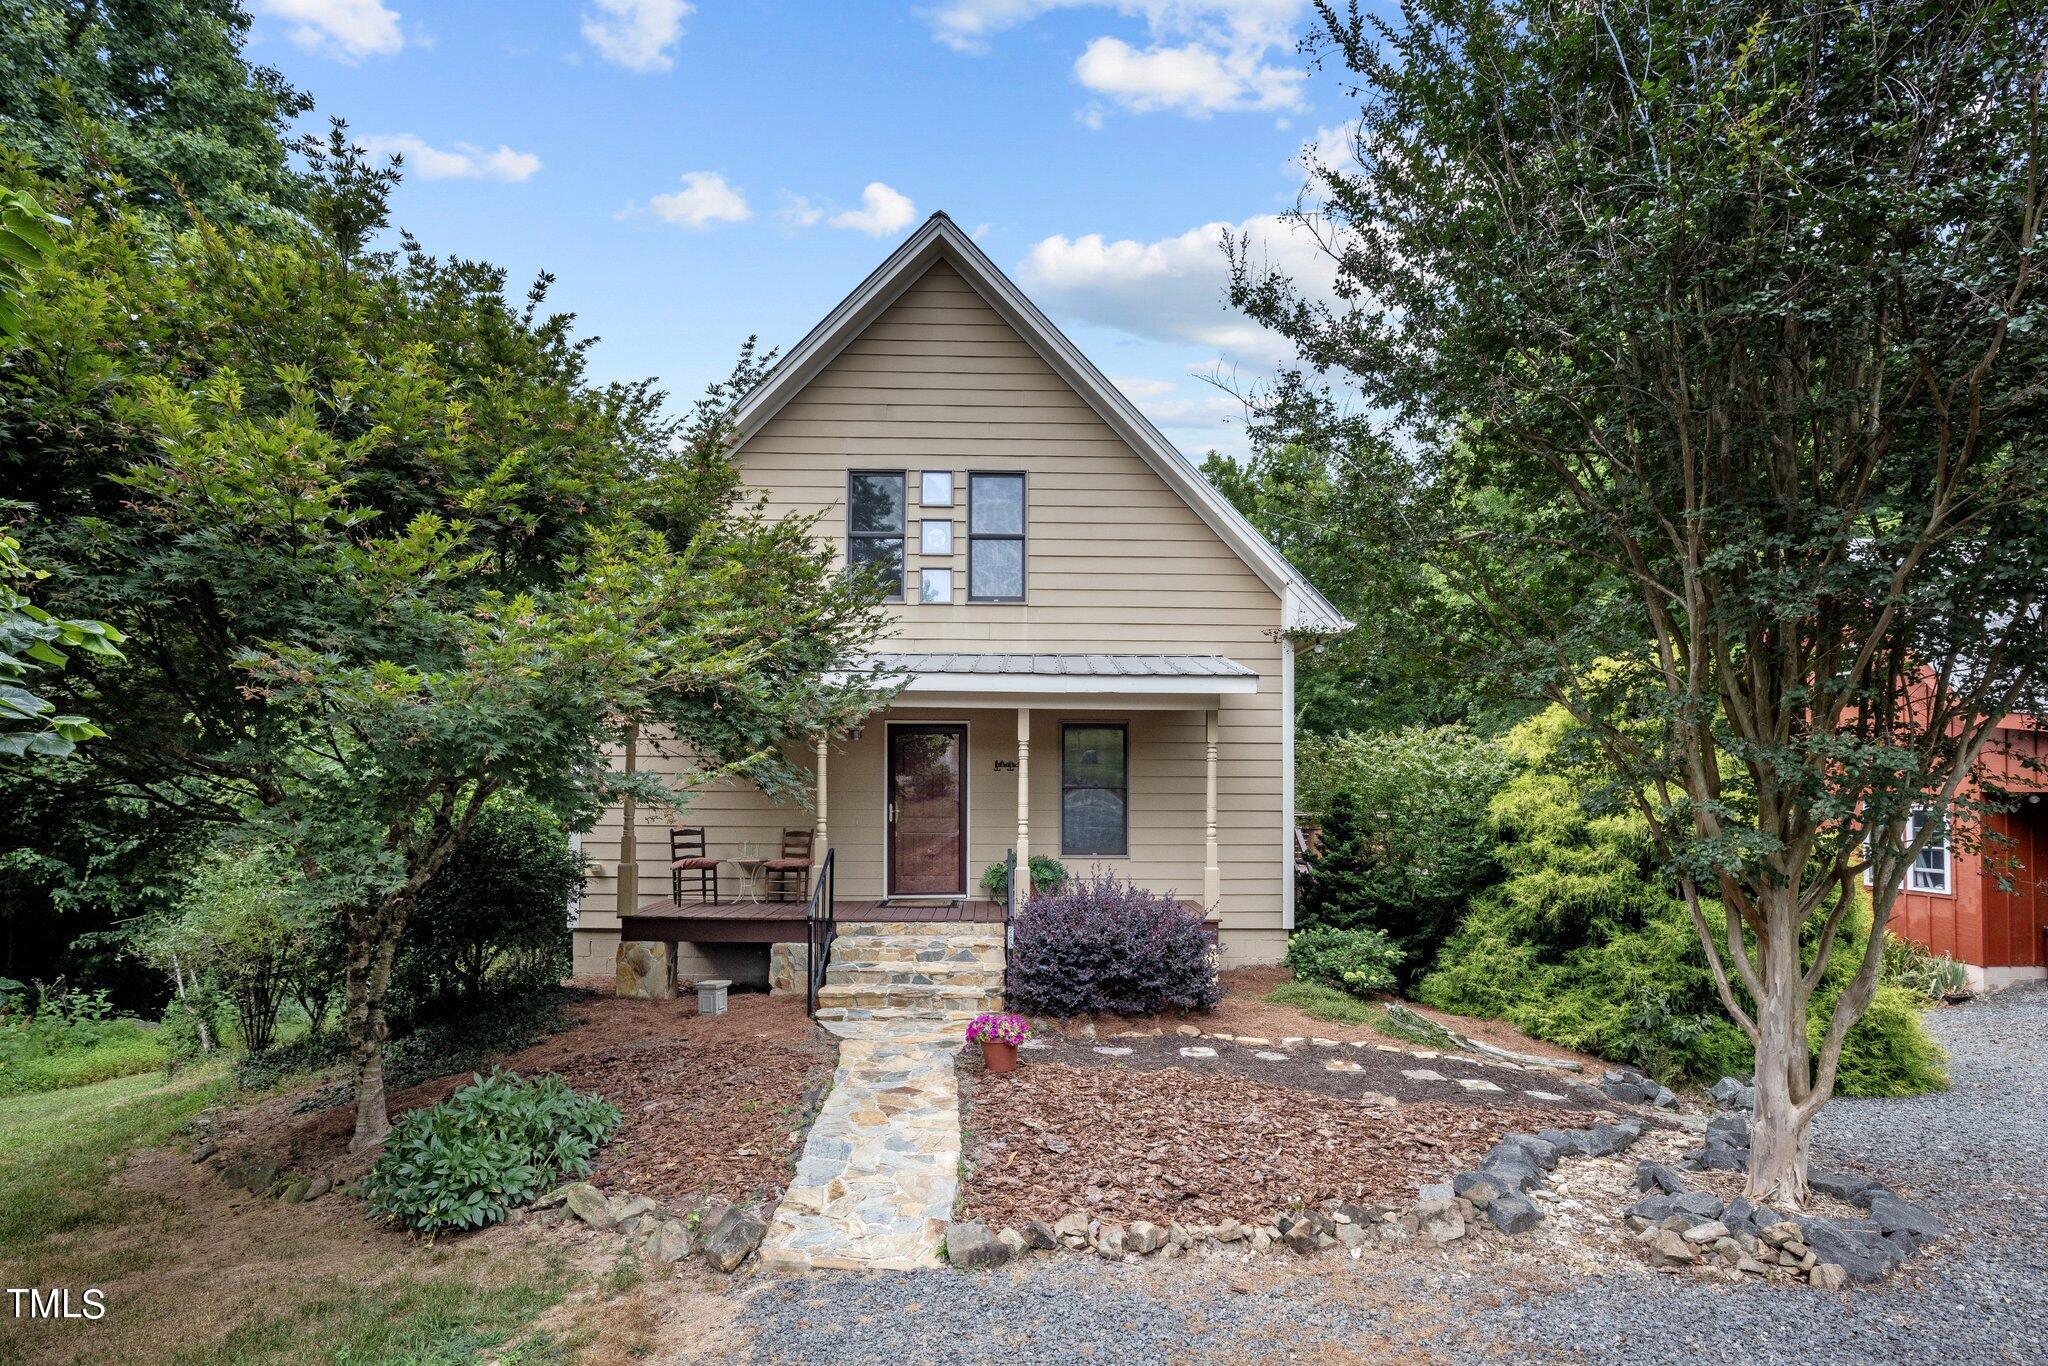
{"left": 1746, "top": 893, "right": 1813, "bottom": 1207}
{"left": 342, "top": 899, "right": 411, "bottom": 1152}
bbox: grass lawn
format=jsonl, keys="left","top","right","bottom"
{"left": 1261, "top": 982, "right": 1453, "bottom": 1046}
{"left": 0, "top": 1067, "right": 580, "bottom": 1365}
{"left": 0, "top": 1021, "right": 167, "bottom": 1100}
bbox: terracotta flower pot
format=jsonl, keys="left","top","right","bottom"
{"left": 981, "top": 1040, "right": 1019, "bottom": 1073}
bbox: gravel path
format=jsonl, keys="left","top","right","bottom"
{"left": 729, "top": 986, "right": 2048, "bottom": 1364}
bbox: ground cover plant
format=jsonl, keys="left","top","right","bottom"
{"left": 366, "top": 1069, "right": 621, "bottom": 1234}
{"left": 1007, "top": 872, "right": 1221, "bottom": 1017}
{"left": 1281, "top": 925, "right": 1403, "bottom": 998}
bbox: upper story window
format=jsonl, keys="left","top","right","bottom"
{"left": 1907, "top": 808, "right": 1951, "bottom": 894}
{"left": 847, "top": 471, "right": 905, "bottom": 601}
{"left": 968, "top": 472, "right": 1026, "bottom": 602}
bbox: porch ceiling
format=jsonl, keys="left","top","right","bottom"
{"left": 828, "top": 652, "right": 1259, "bottom": 704}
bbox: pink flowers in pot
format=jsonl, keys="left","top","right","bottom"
{"left": 964, "top": 1012, "right": 1031, "bottom": 1047}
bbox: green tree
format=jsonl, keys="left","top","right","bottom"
{"left": 1235, "top": 0, "right": 2048, "bottom": 1204}
{"left": 6, "top": 149, "right": 892, "bottom": 1148}
{"left": 0, "top": 0, "right": 309, "bottom": 225}
{"left": 1295, "top": 726, "right": 1517, "bottom": 981}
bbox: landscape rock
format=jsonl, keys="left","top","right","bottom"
{"left": 1094, "top": 1222, "right": 1127, "bottom": 1258}
{"left": 1635, "top": 1162, "right": 1686, "bottom": 1194}
{"left": 1019, "top": 1219, "right": 1058, "bottom": 1250}
{"left": 700, "top": 1208, "right": 768, "bottom": 1272}
{"left": 302, "top": 1173, "right": 331, "bottom": 1202}
{"left": 1650, "top": 1229, "right": 1698, "bottom": 1263}
{"left": 1453, "top": 1171, "right": 1506, "bottom": 1208}
{"left": 1807, "top": 1168, "right": 1884, "bottom": 1207}
{"left": 1682, "top": 1220, "right": 1732, "bottom": 1244}
{"left": 1798, "top": 1220, "right": 1903, "bottom": 1284}
{"left": 1486, "top": 1193, "right": 1543, "bottom": 1235}
{"left": 647, "top": 1219, "right": 695, "bottom": 1263}
{"left": 997, "top": 1228, "right": 1029, "bottom": 1259}
{"left": 945, "top": 1221, "right": 1009, "bottom": 1269}
{"left": 1580, "top": 1120, "right": 1645, "bottom": 1158}
{"left": 563, "top": 1183, "right": 615, "bottom": 1231}
{"left": 1810, "top": 1262, "right": 1850, "bottom": 1291}
{"left": 1421, "top": 1210, "right": 1467, "bottom": 1244}
{"left": 1709, "top": 1076, "right": 1757, "bottom": 1110}
{"left": 1127, "top": 1221, "right": 1168, "bottom": 1255}
{"left": 1277, "top": 1213, "right": 1320, "bottom": 1255}
{"left": 1867, "top": 1194, "right": 1949, "bottom": 1249}
{"left": 191, "top": 1141, "right": 217, "bottom": 1164}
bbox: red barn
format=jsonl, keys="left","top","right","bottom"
{"left": 1887, "top": 716, "right": 2048, "bottom": 992}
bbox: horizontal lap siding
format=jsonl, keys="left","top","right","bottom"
{"left": 580, "top": 259, "right": 1290, "bottom": 972}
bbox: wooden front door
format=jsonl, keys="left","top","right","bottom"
{"left": 887, "top": 724, "right": 967, "bottom": 896}
{"left": 1985, "top": 804, "right": 2048, "bottom": 967}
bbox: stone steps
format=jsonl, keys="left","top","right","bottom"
{"left": 814, "top": 981, "right": 1003, "bottom": 1013}
{"left": 827, "top": 961, "right": 1005, "bottom": 991}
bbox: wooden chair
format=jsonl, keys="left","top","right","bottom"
{"left": 669, "top": 826, "right": 721, "bottom": 904}
{"left": 762, "top": 828, "right": 815, "bottom": 902}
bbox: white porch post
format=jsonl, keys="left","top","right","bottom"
{"left": 1015, "top": 707, "right": 1031, "bottom": 877}
{"left": 814, "top": 735, "right": 830, "bottom": 849}
{"left": 1203, "top": 709, "right": 1222, "bottom": 911}
{"left": 618, "top": 722, "right": 640, "bottom": 914}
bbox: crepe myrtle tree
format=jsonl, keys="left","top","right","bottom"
{"left": 1234, "top": 0, "right": 2048, "bottom": 1203}
{"left": 9, "top": 141, "right": 893, "bottom": 1148}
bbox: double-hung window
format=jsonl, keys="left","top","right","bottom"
{"left": 846, "top": 471, "right": 905, "bottom": 601}
{"left": 1907, "top": 808, "right": 1951, "bottom": 894}
{"left": 1061, "top": 723, "right": 1128, "bottom": 856}
{"left": 968, "top": 472, "right": 1026, "bottom": 602}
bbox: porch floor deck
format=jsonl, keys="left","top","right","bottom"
{"left": 619, "top": 897, "right": 1006, "bottom": 945}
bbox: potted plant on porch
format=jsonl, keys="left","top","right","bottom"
{"left": 965, "top": 1012, "right": 1031, "bottom": 1073}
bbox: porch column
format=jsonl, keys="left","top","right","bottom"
{"left": 618, "top": 722, "right": 639, "bottom": 915}
{"left": 814, "top": 735, "right": 830, "bottom": 849}
{"left": 1203, "top": 709, "right": 1221, "bottom": 910}
{"left": 1015, "top": 707, "right": 1031, "bottom": 878}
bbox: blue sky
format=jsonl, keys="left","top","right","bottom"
{"left": 243, "top": 1, "right": 1359, "bottom": 456}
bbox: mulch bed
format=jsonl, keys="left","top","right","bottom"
{"left": 1017, "top": 1027, "right": 1609, "bottom": 1111}
{"left": 558, "top": 1030, "right": 836, "bottom": 1207}
{"left": 958, "top": 1060, "right": 1587, "bottom": 1230}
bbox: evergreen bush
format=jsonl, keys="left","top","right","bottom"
{"left": 1283, "top": 925, "right": 1404, "bottom": 997}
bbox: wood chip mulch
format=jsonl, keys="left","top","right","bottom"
{"left": 959, "top": 1062, "right": 1569, "bottom": 1230}
{"left": 556, "top": 1032, "right": 836, "bottom": 1207}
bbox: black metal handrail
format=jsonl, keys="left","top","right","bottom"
{"left": 804, "top": 847, "right": 837, "bottom": 1018}
{"left": 1002, "top": 846, "right": 1017, "bottom": 1008}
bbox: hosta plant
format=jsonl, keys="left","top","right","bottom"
{"left": 366, "top": 1068, "right": 621, "bottom": 1233}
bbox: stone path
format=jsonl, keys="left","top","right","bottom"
{"left": 760, "top": 1033, "right": 961, "bottom": 1271}
{"left": 761, "top": 923, "right": 1004, "bottom": 1271}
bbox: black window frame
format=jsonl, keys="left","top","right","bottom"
{"left": 967, "top": 471, "right": 1027, "bottom": 603}
{"left": 1060, "top": 721, "right": 1129, "bottom": 857}
{"left": 846, "top": 470, "right": 906, "bottom": 602}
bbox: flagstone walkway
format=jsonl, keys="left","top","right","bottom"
{"left": 760, "top": 924, "right": 1003, "bottom": 1271}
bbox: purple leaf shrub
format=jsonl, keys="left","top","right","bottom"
{"left": 1006, "top": 871, "right": 1221, "bottom": 1018}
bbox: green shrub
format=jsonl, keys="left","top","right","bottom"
{"left": 1296, "top": 726, "right": 1516, "bottom": 984}
{"left": 977, "top": 855, "right": 1068, "bottom": 902}
{"left": 366, "top": 1069, "right": 621, "bottom": 1234}
{"left": 1415, "top": 705, "right": 1948, "bottom": 1096}
{"left": 0, "top": 1017, "right": 164, "bottom": 1096}
{"left": 1283, "top": 926, "right": 1404, "bottom": 997}
{"left": 392, "top": 797, "right": 584, "bottom": 1024}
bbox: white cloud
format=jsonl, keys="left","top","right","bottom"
{"left": 1073, "top": 35, "right": 1301, "bottom": 116}
{"left": 1017, "top": 214, "right": 1339, "bottom": 367}
{"left": 1110, "top": 374, "right": 1179, "bottom": 400}
{"left": 1301, "top": 119, "right": 1363, "bottom": 183}
{"left": 777, "top": 193, "right": 826, "bottom": 229}
{"left": 356, "top": 134, "right": 541, "bottom": 183}
{"left": 582, "top": 0, "right": 692, "bottom": 73}
{"left": 927, "top": 1, "right": 1309, "bottom": 117}
{"left": 828, "top": 182, "right": 917, "bottom": 237}
{"left": 255, "top": 0, "right": 402, "bottom": 60}
{"left": 649, "top": 172, "right": 750, "bottom": 227}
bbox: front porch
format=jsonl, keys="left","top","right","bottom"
{"left": 620, "top": 896, "right": 1007, "bottom": 946}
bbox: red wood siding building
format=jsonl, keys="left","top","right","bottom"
{"left": 1890, "top": 720, "right": 2048, "bottom": 991}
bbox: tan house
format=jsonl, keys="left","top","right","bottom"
{"left": 573, "top": 213, "right": 1347, "bottom": 992}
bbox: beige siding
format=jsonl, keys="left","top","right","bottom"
{"left": 577, "top": 259, "right": 1290, "bottom": 975}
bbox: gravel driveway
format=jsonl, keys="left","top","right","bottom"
{"left": 730, "top": 986, "right": 2048, "bottom": 1364}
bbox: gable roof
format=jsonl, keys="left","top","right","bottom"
{"left": 730, "top": 213, "right": 1351, "bottom": 633}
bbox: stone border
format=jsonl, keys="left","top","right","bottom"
{"left": 943, "top": 1113, "right": 1649, "bottom": 1268}
{"left": 1624, "top": 1113, "right": 1950, "bottom": 1288}
{"left": 540, "top": 1181, "right": 769, "bottom": 1272}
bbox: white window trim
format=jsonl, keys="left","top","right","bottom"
{"left": 1906, "top": 808, "right": 1952, "bottom": 895}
